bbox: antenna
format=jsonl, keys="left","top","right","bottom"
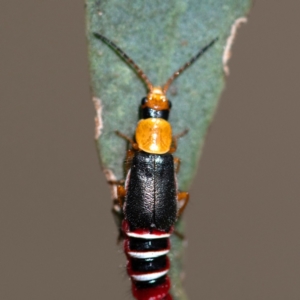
{"left": 94, "top": 33, "right": 153, "bottom": 91}
{"left": 162, "top": 38, "right": 218, "bottom": 93}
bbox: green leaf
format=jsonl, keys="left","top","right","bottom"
{"left": 85, "top": 1, "right": 252, "bottom": 299}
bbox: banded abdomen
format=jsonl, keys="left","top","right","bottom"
{"left": 123, "top": 151, "right": 177, "bottom": 300}
{"left": 123, "top": 220, "right": 172, "bottom": 300}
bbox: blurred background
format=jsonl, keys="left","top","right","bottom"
{"left": 1, "top": 1, "right": 300, "bottom": 299}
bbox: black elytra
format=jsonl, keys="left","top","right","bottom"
{"left": 124, "top": 151, "right": 177, "bottom": 232}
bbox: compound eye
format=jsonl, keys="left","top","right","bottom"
{"left": 168, "top": 100, "right": 172, "bottom": 109}
{"left": 141, "top": 97, "right": 147, "bottom": 105}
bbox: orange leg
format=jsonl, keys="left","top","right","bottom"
{"left": 124, "top": 149, "right": 135, "bottom": 174}
{"left": 108, "top": 179, "right": 125, "bottom": 185}
{"left": 115, "top": 130, "right": 139, "bottom": 150}
{"left": 116, "top": 185, "right": 126, "bottom": 207}
{"left": 177, "top": 191, "right": 189, "bottom": 217}
{"left": 173, "top": 157, "right": 181, "bottom": 174}
{"left": 170, "top": 129, "right": 189, "bottom": 153}
{"left": 174, "top": 191, "right": 189, "bottom": 240}
{"left": 111, "top": 185, "right": 127, "bottom": 244}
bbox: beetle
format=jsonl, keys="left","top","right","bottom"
{"left": 94, "top": 33, "right": 217, "bottom": 300}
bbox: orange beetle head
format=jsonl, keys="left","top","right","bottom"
{"left": 142, "top": 86, "right": 171, "bottom": 111}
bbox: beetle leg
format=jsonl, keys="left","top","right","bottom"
{"left": 124, "top": 149, "right": 135, "bottom": 174}
{"left": 111, "top": 199, "right": 125, "bottom": 244}
{"left": 177, "top": 191, "right": 189, "bottom": 217}
{"left": 108, "top": 179, "right": 125, "bottom": 185}
{"left": 116, "top": 185, "right": 126, "bottom": 207}
{"left": 170, "top": 129, "right": 188, "bottom": 153}
{"left": 111, "top": 185, "right": 127, "bottom": 244}
{"left": 115, "top": 130, "right": 139, "bottom": 150}
{"left": 173, "top": 157, "right": 181, "bottom": 173}
{"left": 173, "top": 230, "right": 185, "bottom": 240}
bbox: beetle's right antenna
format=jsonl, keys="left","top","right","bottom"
{"left": 162, "top": 37, "right": 218, "bottom": 94}
{"left": 94, "top": 33, "right": 153, "bottom": 91}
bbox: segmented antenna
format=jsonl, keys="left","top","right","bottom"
{"left": 162, "top": 37, "right": 218, "bottom": 93}
{"left": 94, "top": 33, "right": 153, "bottom": 91}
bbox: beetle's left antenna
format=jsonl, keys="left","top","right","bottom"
{"left": 94, "top": 33, "right": 153, "bottom": 91}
